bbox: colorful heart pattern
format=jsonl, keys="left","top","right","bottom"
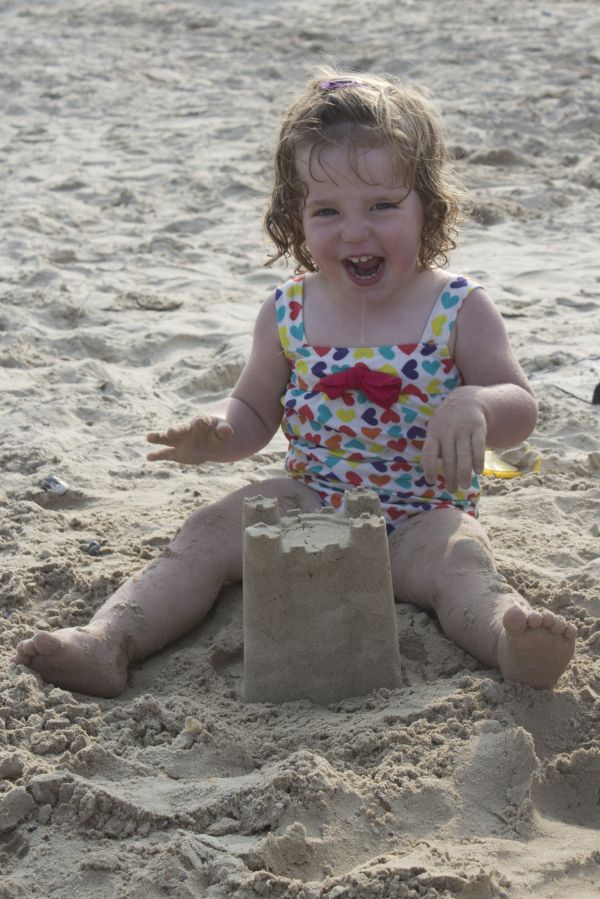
{"left": 275, "top": 276, "right": 481, "bottom": 532}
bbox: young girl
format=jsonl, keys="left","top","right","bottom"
{"left": 15, "top": 68, "right": 577, "bottom": 697}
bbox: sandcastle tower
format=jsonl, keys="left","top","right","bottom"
{"left": 243, "top": 488, "right": 402, "bottom": 705}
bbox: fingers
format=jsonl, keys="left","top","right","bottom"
{"left": 146, "top": 426, "right": 184, "bottom": 462}
{"left": 146, "top": 423, "right": 189, "bottom": 447}
{"left": 471, "top": 429, "right": 486, "bottom": 476}
{"left": 457, "top": 432, "right": 482, "bottom": 490}
{"left": 145, "top": 416, "right": 233, "bottom": 464}
{"left": 147, "top": 418, "right": 231, "bottom": 444}
{"left": 427, "top": 429, "right": 462, "bottom": 493}
{"left": 189, "top": 416, "right": 233, "bottom": 446}
{"left": 422, "top": 432, "right": 480, "bottom": 493}
{"left": 422, "top": 435, "right": 441, "bottom": 486}
{"left": 146, "top": 446, "right": 178, "bottom": 462}
{"left": 440, "top": 433, "right": 459, "bottom": 493}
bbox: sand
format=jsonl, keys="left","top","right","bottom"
{"left": 1, "top": 0, "right": 599, "bottom": 896}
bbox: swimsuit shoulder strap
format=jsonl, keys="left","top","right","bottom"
{"left": 420, "top": 275, "right": 481, "bottom": 347}
{"left": 274, "top": 276, "right": 306, "bottom": 358}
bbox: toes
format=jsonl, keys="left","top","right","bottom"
{"left": 527, "top": 610, "right": 543, "bottom": 628}
{"left": 539, "top": 613, "right": 578, "bottom": 639}
{"left": 14, "top": 638, "right": 36, "bottom": 663}
{"left": 503, "top": 606, "right": 577, "bottom": 639}
{"left": 502, "top": 605, "right": 528, "bottom": 635}
{"left": 16, "top": 632, "right": 63, "bottom": 660}
{"left": 499, "top": 605, "right": 577, "bottom": 688}
{"left": 32, "top": 632, "right": 64, "bottom": 654}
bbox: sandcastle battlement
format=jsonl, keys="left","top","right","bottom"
{"left": 242, "top": 486, "right": 381, "bottom": 530}
{"left": 243, "top": 494, "right": 387, "bottom": 569}
{"left": 343, "top": 486, "right": 383, "bottom": 519}
{"left": 243, "top": 496, "right": 280, "bottom": 528}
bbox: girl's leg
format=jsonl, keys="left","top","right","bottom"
{"left": 14, "top": 477, "right": 321, "bottom": 697}
{"left": 389, "top": 508, "right": 577, "bottom": 689}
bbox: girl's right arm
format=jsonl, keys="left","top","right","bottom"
{"left": 146, "top": 293, "right": 290, "bottom": 465}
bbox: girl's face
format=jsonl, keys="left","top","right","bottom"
{"left": 298, "top": 142, "right": 424, "bottom": 306}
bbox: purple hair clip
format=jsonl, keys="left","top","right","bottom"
{"left": 320, "top": 78, "right": 368, "bottom": 92}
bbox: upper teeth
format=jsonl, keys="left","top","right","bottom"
{"left": 348, "top": 256, "right": 374, "bottom": 263}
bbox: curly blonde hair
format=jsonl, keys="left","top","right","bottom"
{"left": 264, "top": 66, "right": 466, "bottom": 272}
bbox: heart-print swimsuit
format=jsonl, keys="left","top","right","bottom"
{"left": 275, "top": 275, "right": 481, "bottom": 534}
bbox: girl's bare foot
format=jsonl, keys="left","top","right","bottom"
{"left": 497, "top": 606, "right": 577, "bottom": 689}
{"left": 13, "top": 623, "right": 129, "bottom": 698}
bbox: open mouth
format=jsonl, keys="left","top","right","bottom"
{"left": 343, "top": 255, "right": 385, "bottom": 285}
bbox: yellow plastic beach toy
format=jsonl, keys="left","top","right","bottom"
{"left": 483, "top": 443, "right": 542, "bottom": 479}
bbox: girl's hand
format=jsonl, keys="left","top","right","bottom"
{"left": 421, "top": 386, "right": 487, "bottom": 493}
{"left": 146, "top": 416, "right": 234, "bottom": 465}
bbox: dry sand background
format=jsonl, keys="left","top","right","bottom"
{"left": 1, "top": 0, "right": 599, "bottom": 896}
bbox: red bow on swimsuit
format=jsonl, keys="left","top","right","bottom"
{"left": 314, "top": 363, "right": 427, "bottom": 409}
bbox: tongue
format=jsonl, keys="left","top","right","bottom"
{"left": 352, "top": 258, "right": 381, "bottom": 276}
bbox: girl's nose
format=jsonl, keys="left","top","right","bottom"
{"left": 340, "top": 215, "right": 370, "bottom": 243}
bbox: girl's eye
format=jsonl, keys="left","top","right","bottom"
{"left": 372, "top": 202, "right": 399, "bottom": 210}
{"left": 314, "top": 208, "right": 338, "bottom": 217}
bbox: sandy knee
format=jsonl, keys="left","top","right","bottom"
{"left": 444, "top": 527, "right": 495, "bottom": 571}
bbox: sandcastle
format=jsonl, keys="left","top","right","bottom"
{"left": 243, "top": 488, "right": 402, "bottom": 705}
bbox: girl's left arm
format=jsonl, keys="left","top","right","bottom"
{"left": 422, "top": 288, "right": 538, "bottom": 492}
